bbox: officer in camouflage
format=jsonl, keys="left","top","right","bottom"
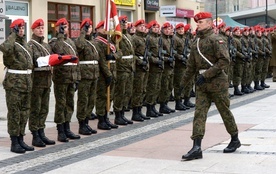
{"left": 113, "top": 15, "right": 134, "bottom": 125}
{"left": 28, "top": 19, "right": 55, "bottom": 147}
{"left": 49, "top": 18, "right": 81, "bottom": 142}
{"left": 0, "top": 19, "right": 34, "bottom": 153}
{"left": 75, "top": 18, "right": 98, "bottom": 135}
{"left": 261, "top": 29, "right": 271, "bottom": 88}
{"left": 181, "top": 12, "right": 240, "bottom": 160}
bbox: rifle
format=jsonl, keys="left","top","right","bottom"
{"left": 169, "top": 29, "right": 176, "bottom": 68}
{"left": 158, "top": 37, "right": 164, "bottom": 69}
{"left": 143, "top": 34, "right": 150, "bottom": 71}
{"left": 228, "top": 28, "right": 237, "bottom": 62}
{"left": 182, "top": 29, "right": 191, "bottom": 64}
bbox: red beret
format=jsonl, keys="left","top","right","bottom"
{"left": 184, "top": 24, "right": 191, "bottom": 32}
{"left": 55, "top": 18, "right": 68, "bottom": 27}
{"left": 242, "top": 27, "right": 250, "bottom": 32}
{"left": 217, "top": 22, "right": 226, "bottom": 29}
{"left": 119, "top": 15, "right": 128, "bottom": 23}
{"left": 225, "top": 26, "right": 231, "bottom": 32}
{"left": 31, "top": 19, "right": 44, "bottom": 29}
{"left": 194, "top": 12, "right": 212, "bottom": 23}
{"left": 233, "top": 27, "right": 240, "bottom": 32}
{"left": 134, "top": 19, "right": 145, "bottom": 27}
{"left": 147, "top": 20, "right": 159, "bottom": 29}
{"left": 95, "top": 21, "right": 104, "bottom": 29}
{"left": 80, "top": 18, "right": 92, "bottom": 29}
{"left": 10, "top": 19, "right": 25, "bottom": 28}
{"left": 175, "top": 23, "right": 185, "bottom": 29}
{"left": 162, "top": 22, "right": 171, "bottom": 29}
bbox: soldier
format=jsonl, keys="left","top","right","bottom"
{"left": 248, "top": 27, "right": 258, "bottom": 92}
{"left": 0, "top": 19, "right": 34, "bottom": 153}
{"left": 49, "top": 18, "right": 81, "bottom": 142}
{"left": 173, "top": 23, "right": 189, "bottom": 111}
{"left": 260, "top": 28, "right": 271, "bottom": 88}
{"left": 217, "top": 22, "right": 227, "bottom": 42}
{"left": 94, "top": 21, "right": 121, "bottom": 130}
{"left": 232, "top": 27, "right": 245, "bottom": 95}
{"left": 271, "top": 27, "right": 276, "bottom": 82}
{"left": 75, "top": 18, "right": 98, "bottom": 135}
{"left": 131, "top": 19, "right": 150, "bottom": 121}
{"left": 158, "top": 22, "right": 175, "bottom": 114}
{"left": 28, "top": 19, "right": 56, "bottom": 147}
{"left": 144, "top": 20, "right": 163, "bottom": 117}
{"left": 181, "top": 12, "right": 240, "bottom": 160}
{"left": 113, "top": 15, "right": 134, "bottom": 125}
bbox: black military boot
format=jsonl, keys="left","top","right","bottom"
{"left": 79, "top": 120, "right": 92, "bottom": 135}
{"left": 89, "top": 112, "right": 97, "bottom": 120}
{"left": 175, "top": 99, "right": 187, "bottom": 111}
{"left": 261, "top": 81, "right": 270, "bottom": 88}
{"left": 10, "top": 136, "right": 25, "bottom": 153}
{"left": 18, "top": 135, "right": 35, "bottom": 151}
{"left": 57, "top": 124, "right": 69, "bottom": 142}
{"left": 131, "top": 107, "right": 144, "bottom": 122}
{"left": 241, "top": 85, "right": 250, "bottom": 94}
{"left": 138, "top": 106, "right": 149, "bottom": 119}
{"left": 165, "top": 102, "right": 175, "bottom": 113}
{"left": 152, "top": 104, "right": 163, "bottom": 116}
{"left": 121, "top": 110, "right": 133, "bottom": 124}
{"left": 104, "top": 114, "right": 119, "bottom": 129}
{"left": 114, "top": 111, "right": 128, "bottom": 125}
{"left": 169, "top": 93, "right": 175, "bottom": 101}
{"left": 190, "top": 89, "right": 196, "bottom": 97}
{"left": 146, "top": 104, "right": 158, "bottom": 117}
{"left": 97, "top": 115, "right": 111, "bottom": 130}
{"left": 159, "top": 102, "right": 171, "bottom": 114}
{"left": 234, "top": 86, "right": 244, "bottom": 96}
{"left": 184, "top": 97, "right": 195, "bottom": 108}
{"left": 246, "top": 84, "right": 255, "bottom": 93}
{"left": 223, "top": 134, "right": 241, "bottom": 153}
{"left": 64, "top": 122, "right": 81, "bottom": 139}
{"left": 85, "top": 117, "right": 97, "bottom": 134}
{"left": 182, "top": 138, "right": 202, "bottom": 160}
{"left": 31, "top": 131, "right": 46, "bottom": 147}
{"left": 38, "top": 129, "right": 55, "bottom": 145}
{"left": 254, "top": 81, "right": 264, "bottom": 90}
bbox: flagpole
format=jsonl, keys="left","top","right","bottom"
{"left": 106, "top": 0, "right": 111, "bottom": 113}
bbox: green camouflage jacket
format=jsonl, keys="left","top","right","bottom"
{"left": 132, "top": 30, "right": 149, "bottom": 71}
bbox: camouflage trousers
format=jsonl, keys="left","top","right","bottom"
{"left": 145, "top": 71, "right": 162, "bottom": 105}
{"left": 142, "top": 71, "right": 149, "bottom": 102}
{"left": 261, "top": 57, "right": 271, "bottom": 81}
{"left": 113, "top": 71, "right": 132, "bottom": 111}
{"left": 232, "top": 59, "right": 244, "bottom": 86}
{"left": 254, "top": 58, "right": 264, "bottom": 81}
{"left": 6, "top": 89, "right": 31, "bottom": 136}
{"left": 29, "top": 87, "right": 51, "bottom": 131}
{"left": 241, "top": 61, "right": 250, "bottom": 86}
{"left": 54, "top": 83, "right": 75, "bottom": 124}
{"left": 123, "top": 72, "right": 133, "bottom": 109}
{"left": 228, "top": 62, "right": 234, "bottom": 84}
{"left": 76, "top": 79, "right": 97, "bottom": 121}
{"left": 191, "top": 88, "right": 238, "bottom": 140}
{"left": 132, "top": 70, "right": 147, "bottom": 107}
{"left": 173, "top": 66, "right": 185, "bottom": 100}
{"left": 96, "top": 73, "right": 115, "bottom": 116}
{"left": 159, "top": 67, "right": 174, "bottom": 103}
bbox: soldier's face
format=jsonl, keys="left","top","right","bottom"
{"left": 163, "top": 27, "right": 171, "bottom": 35}
{"left": 18, "top": 26, "right": 25, "bottom": 37}
{"left": 197, "top": 19, "right": 212, "bottom": 31}
{"left": 176, "top": 27, "right": 184, "bottom": 35}
{"left": 33, "top": 26, "right": 44, "bottom": 37}
{"left": 136, "top": 24, "right": 145, "bottom": 32}
{"left": 152, "top": 26, "right": 159, "bottom": 33}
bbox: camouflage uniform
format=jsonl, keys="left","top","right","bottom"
{"left": 254, "top": 35, "right": 266, "bottom": 89}
{"left": 75, "top": 31, "right": 99, "bottom": 122}
{"left": 183, "top": 28, "right": 238, "bottom": 139}
{"left": 49, "top": 33, "right": 80, "bottom": 124}
{"left": 261, "top": 35, "right": 271, "bottom": 85}
{"left": 0, "top": 32, "right": 33, "bottom": 136}
{"left": 28, "top": 34, "right": 52, "bottom": 132}
{"left": 240, "top": 35, "right": 251, "bottom": 93}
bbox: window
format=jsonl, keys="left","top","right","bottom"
{"left": 47, "top": 3, "right": 93, "bottom": 40}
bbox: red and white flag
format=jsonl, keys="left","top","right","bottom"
{"left": 105, "top": 0, "right": 122, "bottom": 41}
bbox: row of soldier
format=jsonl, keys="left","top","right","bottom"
{"left": 1, "top": 15, "right": 272, "bottom": 154}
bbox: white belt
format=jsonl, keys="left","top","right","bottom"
{"left": 63, "top": 62, "right": 78, "bottom": 66}
{"left": 109, "top": 60, "right": 116, "bottom": 63}
{"left": 7, "top": 69, "right": 32, "bottom": 74}
{"left": 34, "top": 67, "right": 51, "bottom": 71}
{"left": 139, "top": 56, "right": 144, "bottom": 60}
{"left": 199, "top": 69, "right": 207, "bottom": 74}
{"left": 122, "top": 55, "right": 133, "bottom": 59}
{"left": 79, "top": 60, "right": 98, "bottom": 65}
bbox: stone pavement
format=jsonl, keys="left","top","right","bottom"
{"left": 0, "top": 79, "right": 276, "bottom": 174}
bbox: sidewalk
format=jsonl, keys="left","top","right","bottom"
{"left": 0, "top": 79, "right": 276, "bottom": 174}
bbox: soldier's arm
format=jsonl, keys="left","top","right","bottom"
{"left": 0, "top": 32, "right": 16, "bottom": 67}
{"left": 148, "top": 37, "right": 160, "bottom": 64}
{"left": 75, "top": 31, "right": 86, "bottom": 53}
{"left": 95, "top": 43, "right": 112, "bottom": 78}
{"left": 183, "top": 49, "right": 196, "bottom": 86}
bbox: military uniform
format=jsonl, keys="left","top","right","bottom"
{"left": 1, "top": 19, "right": 34, "bottom": 153}
{"left": 75, "top": 27, "right": 99, "bottom": 135}
{"left": 261, "top": 33, "right": 272, "bottom": 88}
{"left": 270, "top": 29, "right": 276, "bottom": 82}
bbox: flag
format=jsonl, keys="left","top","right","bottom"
{"left": 105, "top": 0, "right": 122, "bottom": 42}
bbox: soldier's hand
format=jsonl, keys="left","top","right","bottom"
{"left": 84, "top": 22, "right": 90, "bottom": 32}
{"left": 106, "top": 54, "right": 115, "bottom": 61}
{"left": 105, "top": 76, "right": 112, "bottom": 87}
{"left": 140, "top": 61, "right": 147, "bottom": 66}
{"left": 196, "top": 74, "right": 205, "bottom": 86}
{"left": 157, "top": 60, "right": 162, "bottom": 66}
{"left": 13, "top": 25, "right": 19, "bottom": 34}
{"left": 74, "top": 81, "right": 79, "bottom": 92}
{"left": 168, "top": 57, "right": 174, "bottom": 63}
{"left": 71, "top": 56, "right": 78, "bottom": 61}
{"left": 59, "top": 25, "right": 65, "bottom": 34}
